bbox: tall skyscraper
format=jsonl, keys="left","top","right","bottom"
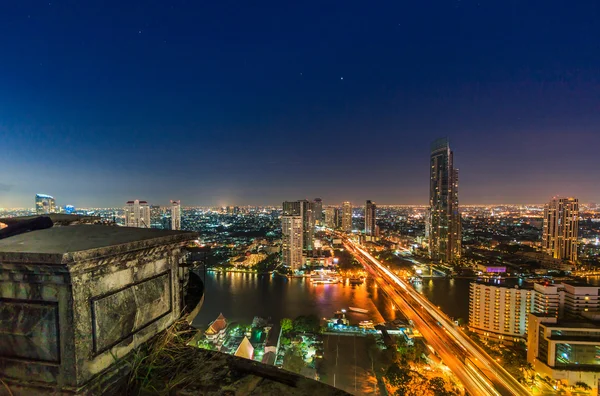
{"left": 35, "top": 194, "right": 56, "bottom": 215}
{"left": 281, "top": 215, "right": 303, "bottom": 271}
{"left": 313, "top": 198, "right": 323, "bottom": 225}
{"left": 542, "top": 197, "right": 579, "bottom": 262}
{"left": 429, "top": 138, "right": 461, "bottom": 263}
{"left": 283, "top": 200, "right": 314, "bottom": 252}
{"left": 333, "top": 208, "right": 342, "bottom": 229}
{"left": 171, "top": 200, "right": 181, "bottom": 230}
{"left": 365, "top": 200, "right": 376, "bottom": 237}
{"left": 342, "top": 201, "right": 352, "bottom": 232}
{"left": 125, "top": 200, "right": 151, "bottom": 228}
{"left": 324, "top": 207, "right": 335, "bottom": 228}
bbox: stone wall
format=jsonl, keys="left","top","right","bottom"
{"left": 0, "top": 226, "right": 198, "bottom": 395}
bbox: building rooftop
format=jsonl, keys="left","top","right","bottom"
{"left": 0, "top": 214, "right": 100, "bottom": 226}
{"left": 561, "top": 280, "right": 598, "bottom": 288}
{"left": 206, "top": 313, "right": 227, "bottom": 335}
{"left": 0, "top": 225, "right": 197, "bottom": 264}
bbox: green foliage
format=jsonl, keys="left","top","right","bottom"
{"left": 377, "top": 249, "right": 413, "bottom": 269}
{"left": 281, "top": 318, "right": 293, "bottom": 334}
{"left": 254, "top": 253, "right": 279, "bottom": 273}
{"left": 293, "top": 315, "right": 321, "bottom": 333}
{"left": 333, "top": 249, "right": 362, "bottom": 269}
{"left": 280, "top": 336, "right": 291, "bottom": 346}
{"left": 283, "top": 346, "right": 305, "bottom": 374}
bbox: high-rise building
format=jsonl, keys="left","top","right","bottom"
{"left": 542, "top": 197, "right": 579, "bottom": 262}
{"left": 171, "top": 200, "right": 181, "bottom": 230}
{"left": 35, "top": 194, "right": 56, "bottom": 215}
{"left": 429, "top": 138, "right": 461, "bottom": 263}
{"left": 324, "top": 207, "right": 335, "bottom": 228}
{"left": 150, "top": 205, "right": 163, "bottom": 228}
{"left": 342, "top": 201, "right": 352, "bottom": 232}
{"left": 334, "top": 208, "right": 342, "bottom": 229}
{"left": 313, "top": 198, "right": 323, "bottom": 225}
{"left": 283, "top": 200, "right": 314, "bottom": 252}
{"left": 469, "top": 280, "right": 600, "bottom": 345}
{"left": 281, "top": 212, "right": 303, "bottom": 271}
{"left": 469, "top": 282, "right": 535, "bottom": 343}
{"left": 365, "top": 200, "right": 377, "bottom": 237}
{"left": 125, "top": 200, "right": 151, "bottom": 228}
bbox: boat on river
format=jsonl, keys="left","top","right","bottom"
{"left": 312, "top": 277, "right": 340, "bottom": 284}
{"left": 359, "top": 320, "right": 375, "bottom": 329}
{"left": 349, "top": 306, "right": 369, "bottom": 314}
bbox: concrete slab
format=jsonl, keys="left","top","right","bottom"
{"left": 0, "top": 225, "right": 197, "bottom": 263}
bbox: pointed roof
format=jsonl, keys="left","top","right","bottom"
{"left": 206, "top": 313, "right": 227, "bottom": 335}
{"left": 234, "top": 336, "right": 254, "bottom": 360}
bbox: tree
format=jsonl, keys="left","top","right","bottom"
{"left": 283, "top": 346, "right": 305, "bottom": 374}
{"left": 385, "top": 364, "right": 411, "bottom": 388}
{"left": 293, "top": 314, "right": 321, "bottom": 333}
{"left": 281, "top": 318, "right": 293, "bottom": 334}
{"left": 428, "top": 377, "right": 456, "bottom": 396}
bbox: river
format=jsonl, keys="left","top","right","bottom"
{"left": 193, "top": 271, "right": 402, "bottom": 327}
{"left": 193, "top": 272, "right": 600, "bottom": 328}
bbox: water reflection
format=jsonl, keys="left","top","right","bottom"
{"left": 193, "top": 272, "right": 398, "bottom": 327}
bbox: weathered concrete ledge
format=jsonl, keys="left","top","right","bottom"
{"left": 0, "top": 225, "right": 198, "bottom": 395}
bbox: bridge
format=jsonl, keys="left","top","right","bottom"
{"left": 340, "top": 235, "right": 531, "bottom": 396}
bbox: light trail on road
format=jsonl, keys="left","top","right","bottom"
{"left": 341, "top": 236, "right": 531, "bottom": 396}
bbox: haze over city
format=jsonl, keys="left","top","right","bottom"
{"left": 2, "top": 1, "right": 600, "bottom": 207}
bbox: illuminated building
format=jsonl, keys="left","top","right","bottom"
{"left": 428, "top": 138, "right": 461, "bottom": 262}
{"left": 150, "top": 205, "right": 164, "bottom": 228}
{"left": 365, "top": 200, "right": 377, "bottom": 237}
{"left": 281, "top": 211, "right": 303, "bottom": 271}
{"left": 35, "top": 193, "right": 56, "bottom": 214}
{"left": 64, "top": 205, "right": 75, "bottom": 214}
{"left": 342, "top": 201, "right": 352, "bottom": 232}
{"left": 527, "top": 313, "right": 600, "bottom": 390}
{"left": 534, "top": 282, "right": 600, "bottom": 319}
{"left": 171, "top": 200, "right": 181, "bottom": 230}
{"left": 324, "top": 207, "right": 335, "bottom": 228}
{"left": 313, "top": 198, "right": 323, "bottom": 225}
{"left": 283, "top": 200, "right": 314, "bottom": 252}
{"left": 469, "top": 282, "right": 534, "bottom": 343}
{"left": 468, "top": 280, "right": 599, "bottom": 345}
{"left": 542, "top": 197, "right": 579, "bottom": 262}
{"left": 334, "top": 207, "right": 342, "bottom": 229}
{"left": 125, "top": 200, "right": 151, "bottom": 228}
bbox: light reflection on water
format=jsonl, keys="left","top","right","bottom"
{"left": 193, "top": 272, "right": 600, "bottom": 328}
{"left": 193, "top": 271, "right": 399, "bottom": 327}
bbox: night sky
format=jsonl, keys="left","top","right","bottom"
{"left": 1, "top": 1, "right": 599, "bottom": 208}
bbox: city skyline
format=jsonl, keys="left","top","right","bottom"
{"left": 2, "top": 1, "right": 600, "bottom": 207}
{"left": 1, "top": 192, "right": 596, "bottom": 210}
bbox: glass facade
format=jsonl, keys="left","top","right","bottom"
{"left": 554, "top": 343, "right": 600, "bottom": 367}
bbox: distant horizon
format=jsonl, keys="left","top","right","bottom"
{"left": 2, "top": 200, "right": 597, "bottom": 211}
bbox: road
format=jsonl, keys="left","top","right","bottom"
{"left": 321, "top": 334, "right": 378, "bottom": 395}
{"left": 341, "top": 236, "right": 531, "bottom": 396}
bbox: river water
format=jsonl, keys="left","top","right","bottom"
{"left": 194, "top": 272, "right": 600, "bottom": 328}
{"left": 194, "top": 271, "right": 463, "bottom": 327}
